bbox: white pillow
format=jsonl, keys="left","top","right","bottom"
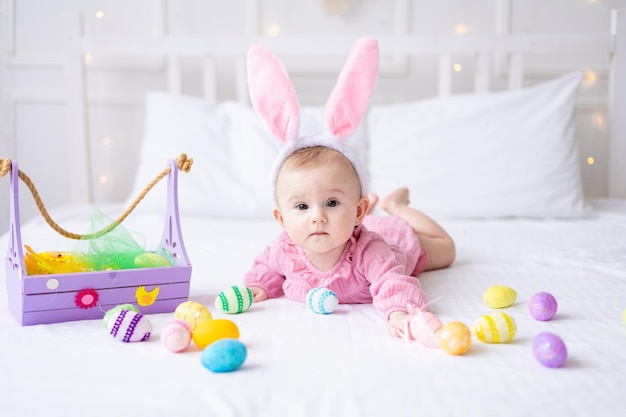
{"left": 127, "top": 93, "right": 366, "bottom": 218}
{"left": 367, "top": 71, "right": 593, "bottom": 219}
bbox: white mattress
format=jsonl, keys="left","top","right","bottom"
{"left": 1, "top": 199, "right": 625, "bottom": 417}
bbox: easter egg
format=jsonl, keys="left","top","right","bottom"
{"left": 533, "top": 332, "right": 567, "bottom": 368}
{"left": 192, "top": 318, "right": 240, "bottom": 349}
{"left": 529, "top": 292, "right": 558, "bottom": 321}
{"left": 483, "top": 285, "right": 517, "bottom": 309}
{"left": 215, "top": 285, "right": 254, "bottom": 314}
{"left": 174, "top": 301, "right": 212, "bottom": 331}
{"left": 306, "top": 287, "right": 339, "bottom": 314}
{"left": 201, "top": 338, "right": 247, "bottom": 373}
{"left": 405, "top": 311, "right": 443, "bottom": 348}
{"left": 134, "top": 252, "right": 169, "bottom": 268}
{"left": 161, "top": 319, "right": 192, "bottom": 353}
{"left": 438, "top": 322, "right": 472, "bottom": 355}
{"left": 473, "top": 312, "right": 517, "bottom": 343}
{"left": 107, "top": 310, "right": 153, "bottom": 343}
{"left": 102, "top": 303, "right": 140, "bottom": 327}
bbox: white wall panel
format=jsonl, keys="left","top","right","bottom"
{"left": 1, "top": 0, "right": 624, "bottom": 234}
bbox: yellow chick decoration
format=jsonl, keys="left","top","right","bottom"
{"left": 135, "top": 286, "right": 160, "bottom": 306}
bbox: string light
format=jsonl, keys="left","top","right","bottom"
{"left": 453, "top": 63, "right": 462, "bottom": 72}
{"left": 583, "top": 70, "right": 597, "bottom": 87}
{"left": 455, "top": 24, "right": 469, "bottom": 35}
{"left": 96, "top": 11, "right": 105, "bottom": 19}
{"left": 593, "top": 113, "right": 605, "bottom": 129}
{"left": 587, "top": 157, "right": 595, "bottom": 165}
{"left": 265, "top": 24, "right": 281, "bottom": 37}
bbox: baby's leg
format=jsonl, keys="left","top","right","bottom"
{"left": 381, "top": 188, "right": 456, "bottom": 270}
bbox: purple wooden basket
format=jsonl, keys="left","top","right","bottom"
{"left": 5, "top": 159, "right": 192, "bottom": 326}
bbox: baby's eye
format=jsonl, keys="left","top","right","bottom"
{"left": 296, "top": 203, "right": 308, "bottom": 211}
{"left": 326, "top": 199, "right": 340, "bottom": 208}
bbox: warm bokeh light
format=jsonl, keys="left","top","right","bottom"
{"left": 455, "top": 24, "right": 469, "bottom": 35}
{"left": 99, "top": 175, "right": 108, "bottom": 184}
{"left": 593, "top": 113, "right": 605, "bottom": 128}
{"left": 265, "top": 23, "right": 281, "bottom": 37}
{"left": 102, "top": 137, "right": 111, "bottom": 146}
{"left": 583, "top": 70, "right": 597, "bottom": 87}
{"left": 96, "top": 11, "right": 105, "bottom": 19}
{"left": 453, "top": 63, "right": 462, "bottom": 72}
{"left": 587, "top": 157, "right": 595, "bottom": 165}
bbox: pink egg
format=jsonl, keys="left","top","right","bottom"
{"left": 406, "top": 311, "right": 443, "bottom": 348}
{"left": 532, "top": 332, "right": 567, "bottom": 368}
{"left": 529, "top": 292, "right": 558, "bottom": 321}
{"left": 161, "top": 319, "right": 192, "bottom": 353}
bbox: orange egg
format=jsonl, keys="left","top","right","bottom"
{"left": 192, "top": 318, "right": 240, "bottom": 349}
{"left": 438, "top": 321, "right": 471, "bottom": 355}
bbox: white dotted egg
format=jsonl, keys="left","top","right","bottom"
{"left": 473, "top": 312, "right": 517, "bottom": 343}
{"left": 306, "top": 287, "right": 339, "bottom": 315}
{"left": 107, "top": 310, "right": 153, "bottom": 343}
{"left": 215, "top": 285, "right": 254, "bottom": 314}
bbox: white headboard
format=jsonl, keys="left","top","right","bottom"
{"left": 59, "top": 9, "right": 625, "bottom": 206}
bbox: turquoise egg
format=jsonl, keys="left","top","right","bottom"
{"left": 201, "top": 338, "right": 247, "bottom": 373}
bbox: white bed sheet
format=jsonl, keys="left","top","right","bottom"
{"left": 1, "top": 199, "right": 625, "bottom": 417}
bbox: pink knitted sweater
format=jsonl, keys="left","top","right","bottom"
{"left": 243, "top": 216, "right": 428, "bottom": 319}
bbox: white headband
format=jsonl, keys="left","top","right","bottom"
{"left": 269, "top": 134, "right": 369, "bottom": 198}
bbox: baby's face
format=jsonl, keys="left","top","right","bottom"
{"left": 273, "top": 158, "right": 366, "bottom": 267}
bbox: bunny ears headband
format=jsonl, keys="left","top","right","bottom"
{"left": 246, "top": 38, "right": 380, "bottom": 197}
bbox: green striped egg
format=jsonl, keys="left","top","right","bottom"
{"left": 473, "top": 312, "right": 517, "bottom": 343}
{"left": 215, "top": 285, "right": 254, "bottom": 314}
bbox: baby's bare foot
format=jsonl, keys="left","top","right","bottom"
{"left": 380, "top": 187, "right": 410, "bottom": 216}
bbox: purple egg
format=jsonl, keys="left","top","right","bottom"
{"left": 529, "top": 292, "right": 558, "bottom": 321}
{"left": 532, "top": 332, "right": 567, "bottom": 368}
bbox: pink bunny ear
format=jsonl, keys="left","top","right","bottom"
{"left": 247, "top": 44, "right": 300, "bottom": 144}
{"left": 325, "top": 38, "right": 379, "bottom": 139}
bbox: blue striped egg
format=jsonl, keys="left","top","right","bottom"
{"left": 215, "top": 285, "right": 254, "bottom": 314}
{"left": 473, "top": 312, "right": 517, "bottom": 343}
{"left": 306, "top": 287, "right": 338, "bottom": 314}
{"left": 106, "top": 310, "right": 153, "bottom": 343}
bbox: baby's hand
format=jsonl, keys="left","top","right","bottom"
{"left": 388, "top": 311, "right": 409, "bottom": 337}
{"left": 249, "top": 286, "right": 268, "bottom": 302}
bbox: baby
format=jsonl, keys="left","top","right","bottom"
{"left": 243, "top": 146, "right": 455, "bottom": 336}
{"left": 243, "top": 37, "right": 454, "bottom": 338}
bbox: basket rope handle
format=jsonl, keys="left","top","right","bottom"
{"left": 0, "top": 154, "right": 193, "bottom": 240}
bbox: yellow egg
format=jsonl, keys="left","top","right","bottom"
{"left": 192, "top": 318, "right": 240, "bottom": 349}
{"left": 473, "top": 312, "right": 517, "bottom": 343}
{"left": 134, "top": 252, "right": 169, "bottom": 268}
{"left": 483, "top": 285, "right": 517, "bottom": 309}
{"left": 438, "top": 322, "right": 472, "bottom": 355}
{"left": 174, "top": 301, "right": 212, "bottom": 331}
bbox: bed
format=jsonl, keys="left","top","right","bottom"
{"left": 1, "top": 10, "right": 626, "bottom": 417}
